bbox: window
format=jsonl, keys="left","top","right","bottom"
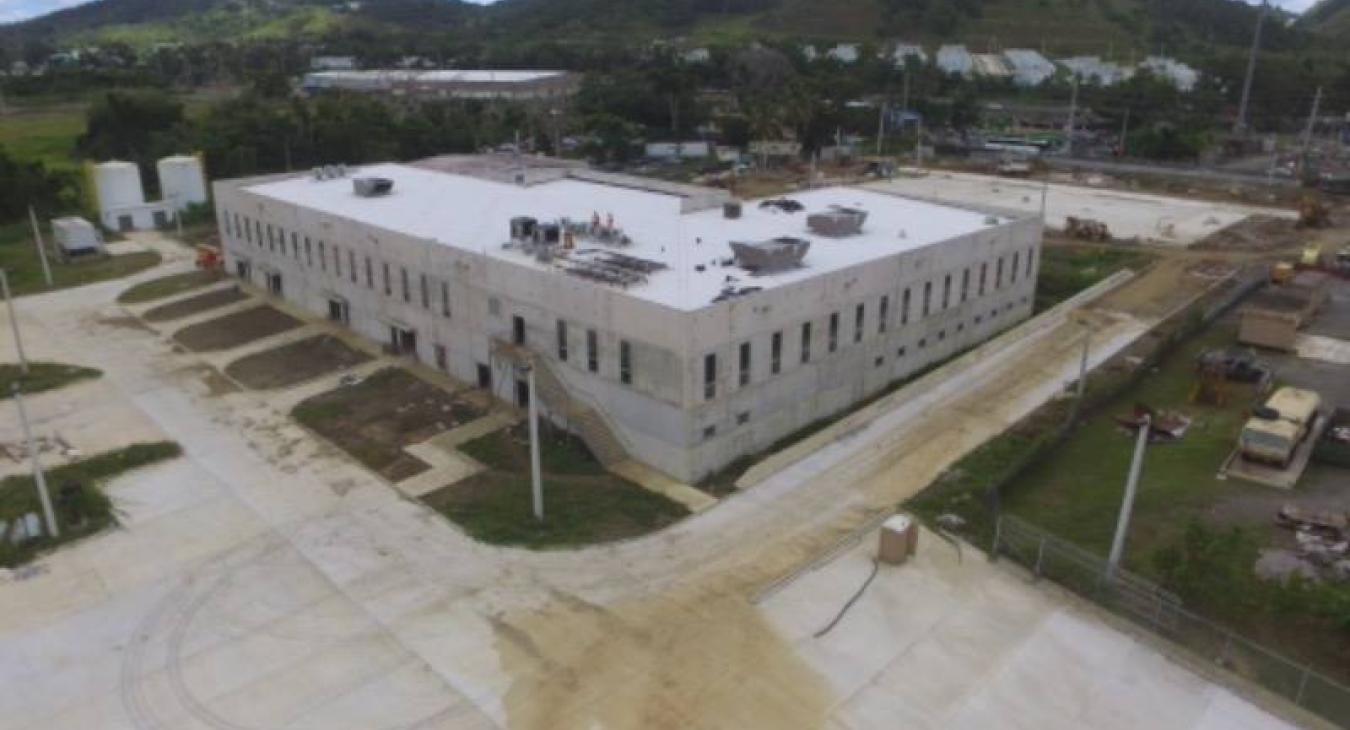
{"left": 305, "top": 237, "right": 312, "bottom": 267}
{"left": 879, "top": 296, "right": 889, "bottom": 334}
{"left": 587, "top": 329, "right": 598, "bottom": 372}
{"left": 828, "top": 313, "right": 839, "bottom": 353}
{"left": 233, "top": 213, "right": 242, "bottom": 239}
{"left": 401, "top": 267, "right": 410, "bottom": 303}
{"left": 557, "top": 320, "right": 568, "bottom": 360}
{"left": 441, "top": 282, "right": 451, "bottom": 317}
{"left": 365, "top": 257, "right": 373, "bottom": 289}
{"left": 901, "top": 288, "right": 911, "bottom": 324}
{"left": 979, "top": 263, "right": 988, "bottom": 296}
{"left": 771, "top": 331, "right": 782, "bottom": 374}
{"left": 291, "top": 233, "right": 299, "bottom": 260}
{"left": 875, "top": 356, "right": 884, "bottom": 368}
{"left": 938, "top": 329, "right": 946, "bottom": 341}
{"left": 703, "top": 425, "right": 717, "bottom": 441}
{"left": 382, "top": 262, "right": 391, "bottom": 296}
{"left": 704, "top": 353, "right": 717, "bottom": 400}
{"left": 620, "top": 340, "right": 633, "bottom": 384}
{"left": 854, "top": 304, "right": 864, "bottom": 343}
{"left": 266, "top": 224, "right": 274, "bottom": 250}
{"left": 922, "top": 281, "right": 932, "bottom": 317}
{"left": 334, "top": 245, "right": 342, "bottom": 277}
{"left": 420, "top": 274, "right": 429, "bottom": 310}
{"left": 801, "top": 322, "right": 812, "bottom": 363}
{"left": 961, "top": 268, "right": 971, "bottom": 303}
{"left": 1012, "top": 252, "right": 1021, "bottom": 283}
{"left": 254, "top": 220, "right": 262, "bottom": 246}
{"left": 995, "top": 257, "right": 1004, "bottom": 289}
{"left": 942, "top": 274, "right": 952, "bottom": 310}
{"left": 319, "top": 241, "right": 327, "bottom": 272}
{"left": 919, "top": 337, "right": 927, "bottom": 349}
{"left": 349, "top": 251, "right": 357, "bottom": 283}
{"left": 1026, "top": 248, "right": 1035, "bottom": 277}
{"left": 897, "top": 346, "right": 907, "bottom": 358}
{"left": 737, "top": 412, "right": 751, "bottom": 426}
{"left": 739, "top": 342, "right": 751, "bottom": 387}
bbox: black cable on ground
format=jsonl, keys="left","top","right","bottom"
{"left": 813, "top": 557, "right": 881, "bottom": 639}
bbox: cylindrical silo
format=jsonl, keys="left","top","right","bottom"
{"left": 93, "top": 161, "right": 145, "bottom": 213}
{"left": 157, "top": 155, "right": 208, "bottom": 210}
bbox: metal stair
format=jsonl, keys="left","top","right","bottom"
{"left": 491, "top": 339, "right": 629, "bottom": 467}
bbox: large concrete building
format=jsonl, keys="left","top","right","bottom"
{"left": 300, "top": 70, "right": 580, "bottom": 101}
{"left": 214, "top": 158, "right": 1041, "bottom": 483}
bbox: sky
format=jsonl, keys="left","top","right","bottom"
{"left": 0, "top": 0, "right": 1325, "bottom": 25}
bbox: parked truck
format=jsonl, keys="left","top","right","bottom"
{"left": 1239, "top": 387, "right": 1323, "bottom": 468}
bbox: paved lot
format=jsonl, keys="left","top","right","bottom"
{"left": 871, "top": 170, "right": 1296, "bottom": 245}
{"left": 0, "top": 243, "right": 1321, "bottom": 730}
{"left": 762, "top": 532, "right": 1298, "bottom": 730}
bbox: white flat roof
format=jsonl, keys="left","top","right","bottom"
{"left": 307, "top": 70, "right": 566, "bottom": 84}
{"left": 244, "top": 163, "right": 1010, "bottom": 312}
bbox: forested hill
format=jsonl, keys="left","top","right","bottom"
{"left": 0, "top": 0, "right": 1317, "bottom": 58}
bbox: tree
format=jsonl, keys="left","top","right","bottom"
{"left": 0, "top": 147, "right": 70, "bottom": 222}
{"left": 78, "top": 90, "right": 187, "bottom": 183}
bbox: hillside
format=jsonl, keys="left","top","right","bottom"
{"left": 1304, "top": 0, "right": 1350, "bottom": 37}
{"left": 2, "top": 0, "right": 1310, "bottom": 59}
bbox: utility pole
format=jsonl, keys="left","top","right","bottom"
{"left": 28, "top": 206, "right": 53, "bottom": 288}
{"left": 1067, "top": 327, "right": 1090, "bottom": 425}
{"left": 1, "top": 269, "right": 28, "bottom": 374}
{"left": 1234, "top": 0, "right": 1267, "bottom": 135}
{"left": 1302, "top": 86, "right": 1324, "bottom": 155}
{"left": 875, "top": 98, "right": 887, "bottom": 156}
{"left": 526, "top": 364, "right": 543, "bottom": 522}
{"left": 1119, "top": 107, "right": 1132, "bottom": 157}
{"left": 1064, "top": 74, "right": 1080, "bottom": 156}
{"left": 914, "top": 117, "right": 924, "bottom": 168}
{"left": 12, "top": 385, "right": 60, "bottom": 539}
{"left": 1108, "top": 415, "right": 1150, "bottom": 576}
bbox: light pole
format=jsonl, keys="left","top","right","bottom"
{"left": 28, "top": 206, "right": 53, "bottom": 288}
{"left": 1, "top": 269, "right": 28, "bottom": 374}
{"left": 521, "top": 363, "right": 544, "bottom": 521}
{"left": 1108, "top": 414, "right": 1149, "bottom": 577}
{"left": 12, "top": 384, "right": 59, "bottom": 539}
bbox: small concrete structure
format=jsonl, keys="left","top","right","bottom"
{"left": 937, "top": 45, "right": 974, "bottom": 77}
{"left": 644, "top": 141, "right": 711, "bottom": 160}
{"left": 50, "top": 216, "right": 102, "bottom": 255}
{"left": 1003, "top": 49, "right": 1056, "bottom": 87}
{"left": 214, "top": 158, "right": 1041, "bottom": 483}
{"left": 157, "top": 155, "right": 208, "bottom": 210}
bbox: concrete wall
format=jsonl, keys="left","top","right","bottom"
{"left": 214, "top": 176, "right": 1041, "bottom": 483}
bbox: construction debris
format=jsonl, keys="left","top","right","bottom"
{"left": 1064, "top": 216, "right": 1111, "bottom": 241}
{"left": 1296, "top": 196, "right": 1330, "bottom": 229}
{"left": 1114, "top": 403, "right": 1193, "bottom": 441}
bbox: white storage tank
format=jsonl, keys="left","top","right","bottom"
{"left": 157, "top": 154, "right": 208, "bottom": 210}
{"left": 92, "top": 161, "right": 145, "bottom": 212}
{"left": 51, "top": 216, "right": 102, "bottom": 255}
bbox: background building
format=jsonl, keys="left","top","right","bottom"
{"left": 301, "top": 70, "right": 581, "bottom": 101}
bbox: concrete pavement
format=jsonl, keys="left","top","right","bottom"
{"left": 0, "top": 246, "right": 1322, "bottom": 730}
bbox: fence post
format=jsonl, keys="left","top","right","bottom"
{"left": 1295, "top": 665, "right": 1311, "bottom": 706}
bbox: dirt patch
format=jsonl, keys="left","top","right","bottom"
{"left": 1193, "top": 214, "right": 1305, "bottom": 253}
{"left": 225, "top": 335, "right": 372, "bottom": 390}
{"left": 95, "top": 314, "right": 156, "bottom": 334}
{"left": 172, "top": 306, "right": 301, "bottom": 353}
{"left": 144, "top": 286, "right": 247, "bottom": 322}
{"left": 495, "top": 583, "right": 832, "bottom": 730}
{"left": 117, "top": 269, "right": 225, "bottom": 304}
{"left": 292, "top": 368, "right": 483, "bottom": 481}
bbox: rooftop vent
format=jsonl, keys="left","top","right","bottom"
{"left": 723, "top": 201, "right": 743, "bottom": 219}
{"left": 730, "top": 237, "right": 810, "bottom": 273}
{"left": 807, "top": 206, "right": 867, "bottom": 237}
{"left": 353, "top": 177, "right": 394, "bottom": 197}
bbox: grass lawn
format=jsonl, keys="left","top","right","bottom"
{"left": 225, "top": 335, "right": 371, "bottom": 390}
{"left": 1035, "top": 243, "right": 1154, "bottom": 313}
{"left": 117, "top": 269, "right": 224, "bottom": 304}
{"left": 0, "top": 222, "right": 162, "bottom": 297}
{"left": 996, "top": 321, "right": 1265, "bottom": 572}
{"left": 0, "top": 107, "right": 84, "bottom": 172}
{"left": 0, "top": 362, "right": 101, "bottom": 396}
{"left": 428, "top": 423, "right": 688, "bottom": 548}
{"left": 293, "top": 368, "right": 485, "bottom": 481}
{"left": 0, "top": 441, "right": 181, "bottom": 567}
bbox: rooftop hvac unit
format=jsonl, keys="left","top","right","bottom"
{"left": 807, "top": 206, "right": 867, "bottom": 237}
{"left": 723, "top": 201, "right": 743, "bottom": 219}
{"left": 730, "top": 237, "right": 810, "bottom": 273}
{"left": 510, "top": 216, "right": 538, "bottom": 240}
{"left": 353, "top": 177, "right": 394, "bottom": 197}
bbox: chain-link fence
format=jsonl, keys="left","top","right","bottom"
{"left": 993, "top": 515, "right": 1350, "bottom": 728}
